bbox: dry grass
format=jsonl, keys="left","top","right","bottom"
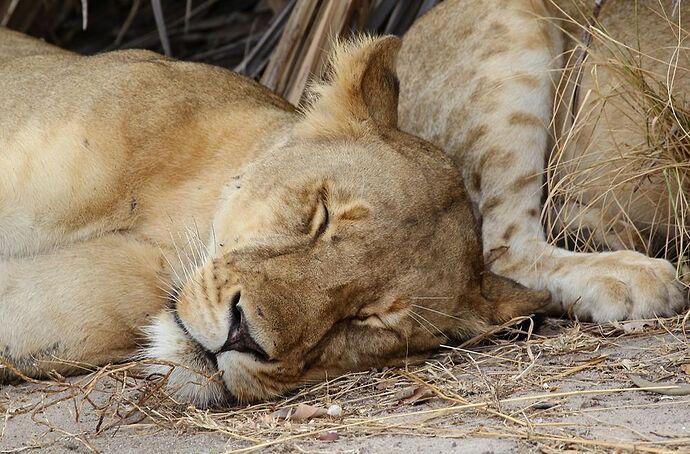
{"left": 546, "top": 0, "right": 690, "bottom": 276}
{"left": 2, "top": 311, "right": 690, "bottom": 452}
{"left": 0, "top": 0, "right": 439, "bottom": 102}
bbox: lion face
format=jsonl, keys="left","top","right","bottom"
{"left": 144, "top": 36, "right": 544, "bottom": 406}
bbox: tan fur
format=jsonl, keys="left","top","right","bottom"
{"left": 398, "top": 0, "right": 688, "bottom": 322}
{"left": 0, "top": 28, "right": 548, "bottom": 405}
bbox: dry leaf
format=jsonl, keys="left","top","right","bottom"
{"left": 531, "top": 401, "right": 557, "bottom": 410}
{"left": 271, "top": 404, "right": 327, "bottom": 421}
{"left": 620, "top": 320, "right": 656, "bottom": 334}
{"left": 318, "top": 431, "right": 339, "bottom": 441}
{"left": 681, "top": 364, "right": 690, "bottom": 376}
{"left": 396, "top": 386, "right": 434, "bottom": 404}
{"left": 292, "top": 404, "right": 327, "bottom": 421}
{"left": 394, "top": 386, "right": 416, "bottom": 400}
{"left": 375, "top": 380, "right": 394, "bottom": 390}
{"left": 270, "top": 407, "right": 292, "bottom": 419}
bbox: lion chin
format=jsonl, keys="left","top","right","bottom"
{"left": 143, "top": 311, "right": 229, "bottom": 408}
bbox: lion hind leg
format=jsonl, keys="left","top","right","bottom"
{"left": 398, "top": 0, "right": 687, "bottom": 322}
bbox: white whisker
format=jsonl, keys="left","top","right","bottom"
{"left": 411, "top": 304, "right": 465, "bottom": 323}
{"left": 410, "top": 310, "right": 449, "bottom": 339}
{"left": 407, "top": 311, "right": 438, "bottom": 339}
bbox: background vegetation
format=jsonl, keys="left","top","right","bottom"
{"left": 0, "top": 0, "right": 439, "bottom": 104}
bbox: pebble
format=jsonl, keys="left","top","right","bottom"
{"left": 327, "top": 404, "right": 342, "bottom": 417}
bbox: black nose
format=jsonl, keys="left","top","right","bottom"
{"left": 217, "top": 291, "right": 269, "bottom": 361}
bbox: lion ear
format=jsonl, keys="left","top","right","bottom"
{"left": 297, "top": 35, "right": 401, "bottom": 138}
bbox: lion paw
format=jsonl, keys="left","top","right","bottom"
{"left": 548, "top": 251, "right": 686, "bottom": 322}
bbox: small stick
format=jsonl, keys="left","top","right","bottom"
{"left": 629, "top": 374, "right": 690, "bottom": 396}
{"left": 548, "top": 355, "right": 608, "bottom": 381}
{"left": 151, "top": 0, "right": 172, "bottom": 56}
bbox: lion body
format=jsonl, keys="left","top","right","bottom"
{"left": 0, "top": 29, "right": 547, "bottom": 404}
{"left": 5, "top": 0, "right": 687, "bottom": 403}
{"left": 398, "top": 0, "right": 688, "bottom": 321}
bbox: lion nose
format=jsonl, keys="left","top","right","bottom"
{"left": 217, "top": 291, "right": 269, "bottom": 361}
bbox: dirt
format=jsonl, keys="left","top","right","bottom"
{"left": 1, "top": 318, "right": 689, "bottom": 453}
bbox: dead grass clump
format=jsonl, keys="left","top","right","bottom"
{"left": 546, "top": 0, "right": 690, "bottom": 274}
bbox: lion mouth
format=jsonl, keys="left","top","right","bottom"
{"left": 216, "top": 295, "right": 270, "bottom": 362}
{"left": 168, "top": 286, "right": 269, "bottom": 363}
{"left": 173, "top": 310, "right": 219, "bottom": 369}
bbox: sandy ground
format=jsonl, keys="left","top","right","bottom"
{"left": 1, "top": 317, "right": 689, "bottom": 453}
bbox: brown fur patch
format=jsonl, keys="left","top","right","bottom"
{"left": 471, "top": 171, "right": 482, "bottom": 191}
{"left": 489, "top": 21, "right": 509, "bottom": 36}
{"left": 508, "top": 112, "right": 543, "bottom": 128}
{"left": 478, "top": 38, "right": 510, "bottom": 59}
{"left": 482, "top": 196, "right": 502, "bottom": 214}
{"left": 502, "top": 223, "right": 518, "bottom": 242}
{"left": 511, "top": 173, "right": 540, "bottom": 191}
{"left": 478, "top": 148, "right": 516, "bottom": 173}
{"left": 460, "top": 125, "right": 488, "bottom": 151}
{"left": 468, "top": 78, "right": 489, "bottom": 104}
{"left": 514, "top": 74, "right": 541, "bottom": 89}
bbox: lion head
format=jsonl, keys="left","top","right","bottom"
{"left": 145, "top": 36, "right": 548, "bottom": 406}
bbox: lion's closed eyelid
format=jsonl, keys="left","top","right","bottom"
{"left": 352, "top": 314, "right": 387, "bottom": 328}
{"left": 310, "top": 197, "right": 330, "bottom": 238}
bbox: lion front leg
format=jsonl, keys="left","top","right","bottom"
{"left": 0, "top": 234, "right": 171, "bottom": 379}
{"left": 497, "top": 242, "right": 686, "bottom": 322}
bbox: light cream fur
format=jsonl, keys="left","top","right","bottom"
{"left": 398, "top": 0, "right": 688, "bottom": 322}
{"left": 0, "top": 28, "right": 548, "bottom": 405}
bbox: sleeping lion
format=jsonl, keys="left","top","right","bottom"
{"left": 0, "top": 29, "right": 548, "bottom": 405}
